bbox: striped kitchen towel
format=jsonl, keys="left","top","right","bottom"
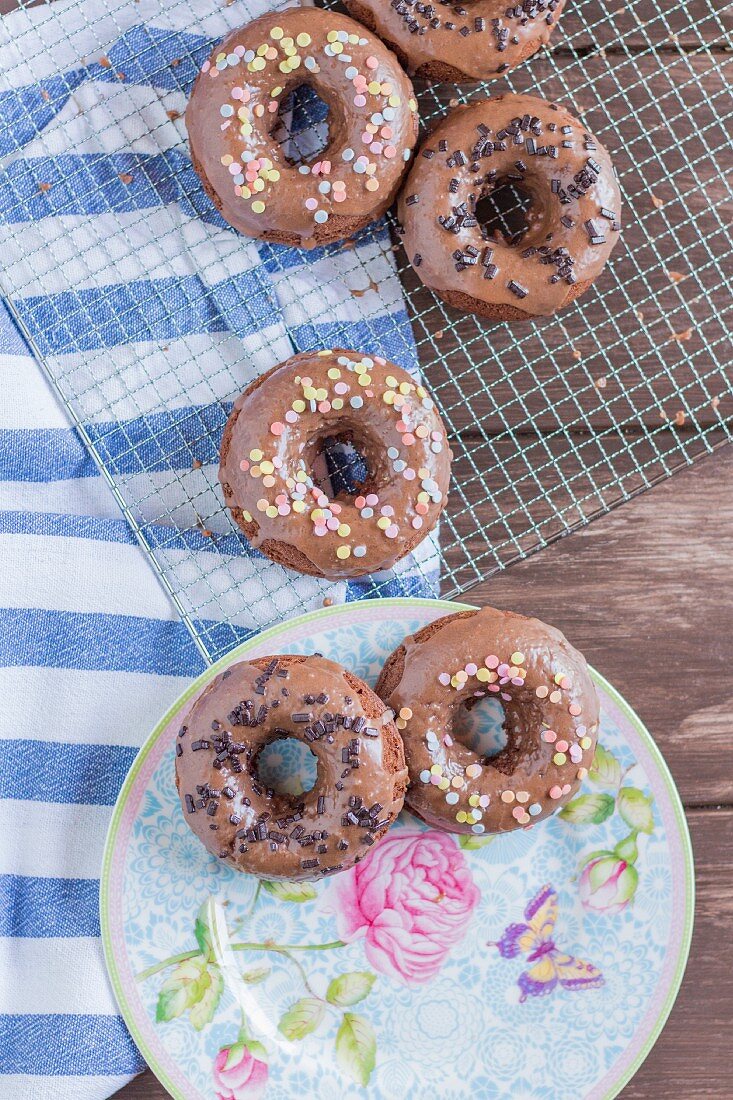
{"left": 0, "top": 0, "right": 438, "bottom": 1095}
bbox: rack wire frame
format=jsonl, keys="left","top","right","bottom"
{"left": 1, "top": 0, "right": 731, "bottom": 665}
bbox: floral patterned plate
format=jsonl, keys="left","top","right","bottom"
{"left": 101, "top": 598, "right": 694, "bottom": 1100}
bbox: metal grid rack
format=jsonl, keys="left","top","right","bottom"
{"left": 1, "top": 0, "right": 731, "bottom": 664}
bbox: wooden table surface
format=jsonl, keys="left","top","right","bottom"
{"left": 119, "top": 445, "right": 733, "bottom": 1098}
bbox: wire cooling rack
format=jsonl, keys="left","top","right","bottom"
{"left": 0, "top": 0, "right": 731, "bottom": 664}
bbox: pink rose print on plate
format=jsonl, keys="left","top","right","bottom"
{"left": 212, "top": 1041, "right": 268, "bottom": 1100}
{"left": 331, "top": 830, "right": 480, "bottom": 984}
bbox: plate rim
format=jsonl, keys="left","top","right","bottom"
{"left": 100, "top": 596, "right": 695, "bottom": 1100}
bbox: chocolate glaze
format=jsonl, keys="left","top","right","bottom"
{"left": 186, "top": 8, "right": 419, "bottom": 247}
{"left": 219, "top": 349, "right": 452, "bottom": 579}
{"left": 176, "top": 654, "right": 408, "bottom": 880}
{"left": 375, "top": 607, "right": 600, "bottom": 834}
{"left": 345, "top": 0, "right": 565, "bottom": 82}
{"left": 398, "top": 94, "right": 622, "bottom": 319}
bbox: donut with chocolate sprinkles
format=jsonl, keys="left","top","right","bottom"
{"left": 398, "top": 94, "right": 622, "bottom": 320}
{"left": 375, "top": 606, "right": 600, "bottom": 834}
{"left": 219, "top": 349, "right": 452, "bottom": 579}
{"left": 344, "top": 0, "right": 565, "bottom": 82}
{"left": 176, "top": 654, "right": 408, "bottom": 880}
{"left": 186, "top": 8, "right": 419, "bottom": 247}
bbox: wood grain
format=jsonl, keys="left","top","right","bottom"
{"left": 115, "top": 447, "right": 733, "bottom": 1100}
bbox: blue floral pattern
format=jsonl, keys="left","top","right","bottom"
{"left": 105, "top": 600, "right": 693, "bottom": 1100}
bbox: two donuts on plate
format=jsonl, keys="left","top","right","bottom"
{"left": 187, "top": 8, "right": 622, "bottom": 321}
{"left": 176, "top": 607, "right": 599, "bottom": 880}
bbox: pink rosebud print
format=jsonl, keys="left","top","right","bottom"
{"left": 212, "top": 1041, "right": 268, "bottom": 1100}
{"left": 331, "top": 830, "right": 480, "bottom": 984}
{"left": 579, "top": 854, "right": 638, "bottom": 915}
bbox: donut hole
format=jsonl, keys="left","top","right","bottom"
{"left": 307, "top": 423, "right": 388, "bottom": 500}
{"left": 453, "top": 694, "right": 509, "bottom": 761}
{"left": 475, "top": 179, "right": 534, "bottom": 246}
{"left": 254, "top": 737, "right": 318, "bottom": 798}
{"left": 271, "top": 83, "right": 331, "bottom": 167}
{"left": 314, "top": 436, "right": 369, "bottom": 497}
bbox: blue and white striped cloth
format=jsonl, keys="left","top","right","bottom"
{"left": 0, "top": 0, "right": 437, "bottom": 1095}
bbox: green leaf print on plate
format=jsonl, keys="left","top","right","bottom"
{"left": 617, "top": 786, "right": 655, "bottom": 833}
{"left": 261, "top": 879, "right": 318, "bottom": 903}
{"left": 326, "top": 971, "right": 376, "bottom": 1007}
{"left": 589, "top": 743, "right": 623, "bottom": 788}
{"left": 278, "top": 997, "right": 326, "bottom": 1040}
{"left": 559, "top": 792, "right": 616, "bottom": 824}
{"left": 156, "top": 957, "right": 222, "bottom": 1028}
{"left": 335, "top": 1012, "right": 377, "bottom": 1087}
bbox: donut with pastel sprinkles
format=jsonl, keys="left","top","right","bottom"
{"left": 219, "top": 349, "right": 452, "bottom": 579}
{"left": 376, "top": 606, "right": 600, "bottom": 834}
{"left": 187, "top": 8, "right": 419, "bottom": 246}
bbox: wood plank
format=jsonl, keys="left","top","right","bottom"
{"left": 401, "top": 52, "right": 732, "bottom": 434}
{"left": 112, "top": 805, "right": 733, "bottom": 1100}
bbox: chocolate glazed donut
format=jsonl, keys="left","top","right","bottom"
{"left": 398, "top": 94, "right": 622, "bottom": 320}
{"left": 345, "top": 0, "right": 565, "bottom": 82}
{"left": 176, "top": 654, "right": 408, "bottom": 881}
{"left": 375, "top": 607, "right": 600, "bottom": 835}
{"left": 219, "top": 349, "right": 452, "bottom": 580}
{"left": 186, "top": 8, "right": 419, "bottom": 247}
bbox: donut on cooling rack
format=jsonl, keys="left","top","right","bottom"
{"left": 397, "top": 93, "right": 622, "bottom": 321}
{"left": 186, "top": 8, "right": 419, "bottom": 247}
{"left": 375, "top": 606, "right": 600, "bottom": 835}
{"left": 176, "top": 654, "right": 408, "bottom": 880}
{"left": 219, "top": 349, "right": 452, "bottom": 580}
{"left": 344, "top": 0, "right": 565, "bottom": 82}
